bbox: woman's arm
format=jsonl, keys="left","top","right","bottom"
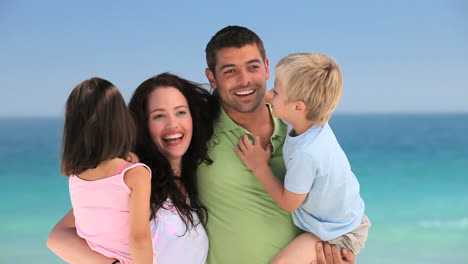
{"left": 46, "top": 209, "right": 116, "bottom": 264}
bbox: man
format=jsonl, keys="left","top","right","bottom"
{"left": 197, "top": 25, "right": 356, "bottom": 264}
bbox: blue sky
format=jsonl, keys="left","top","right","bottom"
{"left": 1, "top": 0, "right": 467, "bottom": 116}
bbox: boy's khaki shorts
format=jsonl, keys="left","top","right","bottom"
{"left": 327, "top": 214, "right": 371, "bottom": 255}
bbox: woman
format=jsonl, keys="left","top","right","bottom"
{"left": 128, "top": 73, "right": 219, "bottom": 263}
{"left": 47, "top": 73, "right": 219, "bottom": 263}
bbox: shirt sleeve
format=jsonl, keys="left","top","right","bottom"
{"left": 284, "top": 152, "right": 317, "bottom": 194}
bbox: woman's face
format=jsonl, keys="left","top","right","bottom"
{"left": 147, "top": 86, "right": 193, "bottom": 165}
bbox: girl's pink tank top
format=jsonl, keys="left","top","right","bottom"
{"left": 69, "top": 162, "right": 156, "bottom": 264}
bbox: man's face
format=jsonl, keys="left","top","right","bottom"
{"left": 205, "top": 43, "right": 270, "bottom": 115}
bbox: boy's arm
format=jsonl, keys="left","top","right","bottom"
{"left": 236, "top": 135, "right": 307, "bottom": 212}
{"left": 125, "top": 166, "right": 153, "bottom": 264}
{"left": 46, "top": 209, "right": 116, "bottom": 264}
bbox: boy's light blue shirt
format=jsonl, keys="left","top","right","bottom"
{"left": 283, "top": 122, "right": 365, "bottom": 241}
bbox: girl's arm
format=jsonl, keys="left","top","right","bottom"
{"left": 46, "top": 209, "right": 116, "bottom": 264}
{"left": 236, "top": 135, "right": 307, "bottom": 212}
{"left": 124, "top": 166, "right": 153, "bottom": 264}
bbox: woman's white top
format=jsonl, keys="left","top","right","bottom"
{"left": 151, "top": 199, "right": 209, "bottom": 264}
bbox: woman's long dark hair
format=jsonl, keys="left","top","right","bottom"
{"left": 128, "top": 73, "right": 219, "bottom": 231}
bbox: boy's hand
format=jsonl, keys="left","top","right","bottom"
{"left": 235, "top": 135, "right": 271, "bottom": 173}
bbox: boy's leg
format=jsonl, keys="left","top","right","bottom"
{"left": 271, "top": 232, "right": 320, "bottom": 264}
{"left": 327, "top": 214, "right": 371, "bottom": 255}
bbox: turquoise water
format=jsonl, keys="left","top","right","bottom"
{"left": 1, "top": 114, "right": 467, "bottom": 263}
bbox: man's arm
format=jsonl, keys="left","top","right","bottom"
{"left": 47, "top": 209, "right": 116, "bottom": 264}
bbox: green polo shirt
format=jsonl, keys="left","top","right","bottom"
{"left": 197, "top": 105, "right": 302, "bottom": 264}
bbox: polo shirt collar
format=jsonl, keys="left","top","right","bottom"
{"left": 215, "top": 105, "right": 240, "bottom": 133}
{"left": 215, "top": 103, "right": 287, "bottom": 138}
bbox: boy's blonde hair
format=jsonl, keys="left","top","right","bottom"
{"left": 275, "top": 52, "right": 343, "bottom": 125}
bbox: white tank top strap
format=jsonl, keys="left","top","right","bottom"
{"left": 119, "top": 162, "right": 152, "bottom": 178}
{"left": 117, "top": 163, "right": 151, "bottom": 192}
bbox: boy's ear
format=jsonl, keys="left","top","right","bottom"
{"left": 295, "top": 100, "right": 307, "bottom": 113}
{"left": 205, "top": 68, "right": 217, "bottom": 89}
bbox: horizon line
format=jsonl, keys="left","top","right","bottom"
{"left": 1, "top": 111, "right": 467, "bottom": 119}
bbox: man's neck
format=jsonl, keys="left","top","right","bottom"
{"left": 223, "top": 101, "right": 274, "bottom": 148}
{"left": 223, "top": 102, "right": 268, "bottom": 128}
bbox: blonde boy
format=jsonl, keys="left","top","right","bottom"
{"left": 236, "top": 52, "right": 370, "bottom": 263}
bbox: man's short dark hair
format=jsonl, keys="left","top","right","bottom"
{"left": 205, "top": 25, "right": 266, "bottom": 76}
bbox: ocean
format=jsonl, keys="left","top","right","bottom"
{"left": 1, "top": 114, "right": 467, "bottom": 264}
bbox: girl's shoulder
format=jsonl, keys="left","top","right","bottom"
{"left": 75, "top": 158, "right": 128, "bottom": 181}
{"left": 122, "top": 163, "right": 151, "bottom": 188}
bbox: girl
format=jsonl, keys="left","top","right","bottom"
{"left": 61, "top": 78, "right": 155, "bottom": 263}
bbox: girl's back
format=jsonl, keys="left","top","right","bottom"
{"left": 69, "top": 159, "right": 155, "bottom": 263}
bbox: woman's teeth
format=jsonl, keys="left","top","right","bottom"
{"left": 163, "top": 133, "right": 183, "bottom": 142}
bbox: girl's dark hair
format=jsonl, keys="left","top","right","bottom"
{"left": 61, "top": 78, "right": 135, "bottom": 176}
{"left": 128, "top": 73, "right": 219, "bottom": 231}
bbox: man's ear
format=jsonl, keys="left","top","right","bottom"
{"left": 265, "top": 57, "right": 270, "bottom": 80}
{"left": 205, "top": 68, "right": 217, "bottom": 89}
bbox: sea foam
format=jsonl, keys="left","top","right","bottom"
{"left": 419, "top": 217, "right": 468, "bottom": 229}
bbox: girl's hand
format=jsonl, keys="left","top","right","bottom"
{"left": 126, "top": 152, "right": 140, "bottom": 163}
{"left": 235, "top": 135, "right": 271, "bottom": 173}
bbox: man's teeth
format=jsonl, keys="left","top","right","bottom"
{"left": 163, "top": 133, "right": 183, "bottom": 140}
{"left": 235, "top": 90, "right": 254, "bottom": 96}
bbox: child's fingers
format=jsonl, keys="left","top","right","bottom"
{"left": 235, "top": 145, "right": 249, "bottom": 165}
{"left": 235, "top": 145, "right": 244, "bottom": 156}
{"left": 238, "top": 136, "right": 248, "bottom": 151}
{"left": 240, "top": 134, "right": 252, "bottom": 150}
{"left": 244, "top": 135, "right": 253, "bottom": 147}
{"left": 126, "top": 152, "right": 140, "bottom": 163}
